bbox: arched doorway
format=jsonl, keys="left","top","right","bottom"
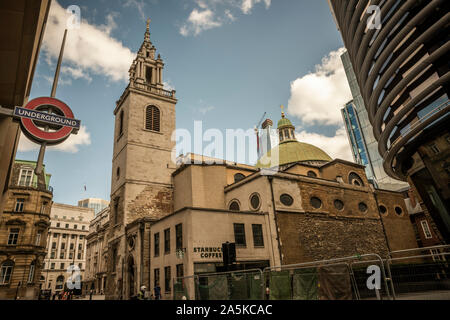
{"left": 127, "top": 256, "right": 135, "bottom": 298}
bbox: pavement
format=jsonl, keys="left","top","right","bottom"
{"left": 76, "top": 295, "right": 106, "bottom": 300}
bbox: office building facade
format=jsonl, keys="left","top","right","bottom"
{"left": 41, "top": 203, "right": 94, "bottom": 294}
{"left": 329, "top": 0, "right": 450, "bottom": 242}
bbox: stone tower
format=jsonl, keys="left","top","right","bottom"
{"left": 106, "top": 20, "right": 177, "bottom": 299}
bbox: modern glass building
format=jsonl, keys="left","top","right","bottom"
{"left": 329, "top": 0, "right": 450, "bottom": 241}
{"left": 342, "top": 101, "right": 375, "bottom": 183}
{"left": 78, "top": 198, "right": 109, "bottom": 216}
{"left": 341, "top": 51, "right": 409, "bottom": 191}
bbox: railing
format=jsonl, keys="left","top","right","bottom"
{"left": 131, "top": 82, "right": 176, "bottom": 98}
{"left": 13, "top": 181, "right": 53, "bottom": 193}
{"left": 173, "top": 246, "right": 450, "bottom": 301}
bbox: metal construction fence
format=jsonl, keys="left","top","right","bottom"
{"left": 173, "top": 245, "right": 450, "bottom": 300}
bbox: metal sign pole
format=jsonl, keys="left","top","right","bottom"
{"left": 35, "top": 29, "right": 68, "bottom": 176}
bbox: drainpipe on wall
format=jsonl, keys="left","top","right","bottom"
{"left": 148, "top": 226, "right": 151, "bottom": 290}
{"left": 373, "top": 191, "right": 392, "bottom": 253}
{"left": 268, "top": 176, "right": 283, "bottom": 266}
{"left": 139, "top": 222, "right": 144, "bottom": 290}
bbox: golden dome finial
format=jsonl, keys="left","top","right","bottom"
{"left": 280, "top": 105, "right": 285, "bottom": 118}
{"left": 147, "top": 18, "right": 151, "bottom": 32}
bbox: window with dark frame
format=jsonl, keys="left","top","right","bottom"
{"left": 154, "top": 233, "right": 160, "bottom": 257}
{"left": 176, "top": 264, "right": 184, "bottom": 279}
{"left": 175, "top": 224, "right": 182, "bottom": 251}
{"left": 119, "top": 110, "right": 124, "bottom": 136}
{"left": 145, "top": 106, "right": 161, "bottom": 132}
{"left": 164, "top": 229, "right": 170, "bottom": 254}
{"left": 114, "top": 201, "right": 119, "bottom": 225}
{"left": 154, "top": 268, "right": 160, "bottom": 287}
{"left": 252, "top": 224, "right": 264, "bottom": 247}
{"left": 0, "top": 261, "right": 14, "bottom": 285}
{"left": 164, "top": 266, "right": 171, "bottom": 293}
{"left": 229, "top": 201, "right": 240, "bottom": 211}
{"left": 8, "top": 229, "right": 19, "bottom": 245}
{"left": 233, "top": 223, "right": 246, "bottom": 246}
{"left": 14, "top": 198, "right": 25, "bottom": 212}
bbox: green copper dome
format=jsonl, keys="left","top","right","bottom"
{"left": 277, "top": 117, "right": 293, "bottom": 129}
{"left": 256, "top": 140, "right": 332, "bottom": 168}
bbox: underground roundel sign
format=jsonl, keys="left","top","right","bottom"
{"left": 14, "top": 97, "right": 81, "bottom": 145}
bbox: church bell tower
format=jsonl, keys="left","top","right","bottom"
{"left": 106, "top": 20, "right": 177, "bottom": 299}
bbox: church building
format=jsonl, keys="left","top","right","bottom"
{"left": 104, "top": 22, "right": 418, "bottom": 300}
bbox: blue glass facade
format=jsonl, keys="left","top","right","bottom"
{"left": 340, "top": 51, "right": 409, "bottom": 191}
{"left": 342, "top": 101, "right": 375, "bottom": 183}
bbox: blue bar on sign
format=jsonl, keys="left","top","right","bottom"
{"left": 14, "top": 107, "right": 81, "bottom": 129}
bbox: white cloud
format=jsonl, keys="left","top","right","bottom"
{"left": 180, "top": 0, "right": 272, "bottom": 36}
{"left": 180, "top": 8, "right": 222, "bottom": 36}
{"left": 241, "top": 0, "right": 271, "bottom": 14}
{"left": 43, "top": 1, "right": 135, "bottom": 82}
{"left": 295, "top": 127, "right": 353, "bottom": 161}
{"left": 61, "top": 66, "right": 92, "bottom": 83}
{"left": 199, "top": 106, "right": 216, "bottom": 115}
{"left": 287, "top": 47, "right": 352, "bottom": 126}
{"left": 18, "top": 126, "right": 92, "bottom": 154}
{"left": 123, "top": 0, "right": 146, "bottom": 21}
{"left": 163, "top": 80, "right": 175, "bottom": 91}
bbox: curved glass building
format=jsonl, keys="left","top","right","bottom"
{"left": 329, "top": 0, "right": 450, "bottom": 241}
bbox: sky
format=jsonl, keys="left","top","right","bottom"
{"left": 16, "top": 0, "right": 354, "bottom": 206}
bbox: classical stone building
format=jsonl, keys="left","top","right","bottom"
{"left": 84, "top": 207, "right": 110, "bottom": 294}
{"left": 0, "top": 160, "right": 52, "bottom": 300}
{"left": 103, "top": 21, "right": 420, "bottom": 300}
{"left": 41, "top": 203, "right": 94, "bottom": 294}
{"left": 0, "top": 0, "right": 51, "bottom": 217}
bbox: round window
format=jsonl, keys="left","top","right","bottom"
{"left": 379, "top": 205, "right": 387, "bottom": 214}
{"left": 229, "top": 201, "right": 240, "bottom": 212}
{"left": 310, "top": 197, "right": 322, "bottom": 209}
{"left": 395, "top": 206, "right": 403, "bottom": 216}
{"left": 280, "top": 194, "right": 294, "bottom": 206}
{"left": 358, "top": 202, "right": 368, "bottom": 213}
{"left": 334, "top": 199, "right": 344, "bottom": 211}
{"left": 307, "top": 171, "right": 317, "bottom": 178}
{"left": 250, "top": 194, "right": 261, "bottom": 210}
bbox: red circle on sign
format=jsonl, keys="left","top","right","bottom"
{"left": 21, "top": 97, "right": 75, "bottom": 144}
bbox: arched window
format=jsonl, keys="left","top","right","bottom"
{"left": 0, "top": 260, "right": 14, "bottom": 285}
{"left": 56, "top": 275, "right": 65, "bottom": 290}
{"left": 28, "top": 261, "right": 36, "bottom": 283}
{"left": 145, "top": 106, "right": 160, "bottom": 132}
{"left": 307, "top": 171, "right": 317, "bottom": 178}
{"left": 229, "top": 200, "right": 240, "bottom": 212}
{"left": 234, "top": 173, "right": 245, "bottom": 183}
{"left": 349, "top": 172, "right": 364, "bottom": 186}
